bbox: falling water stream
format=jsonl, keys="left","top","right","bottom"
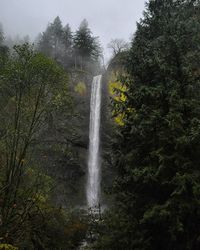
{"left": 78, "top": 75, "right": 102, "bottom": 249}
{"left": 87, "top": 75, "right": 102, "bottom": 208}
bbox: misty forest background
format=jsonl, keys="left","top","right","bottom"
{"left": 1, "top": 0, "right": 200, "bottom": 249}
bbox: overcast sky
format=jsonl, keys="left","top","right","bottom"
{"left": 0, "top": 0, "right": 146, "bottom": 60}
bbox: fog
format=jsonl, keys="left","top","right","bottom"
{"left": 0, "top": 0, "right": 146, "bottom": 59}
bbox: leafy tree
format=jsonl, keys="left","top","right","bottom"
{"left": 107, "top": 38, "right": 129, "bottom": 57}
{"left": 0, "top": 43, "right": 74, "bottom": 247}
{"left": 95, "top": 1, "right": 200, "bottom": 249}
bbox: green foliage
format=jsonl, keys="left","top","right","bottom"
{"left": 0, "top": 24, "right": 9, "bottom": 68}
{"left": 0, "top": 43, "right": 84, "bottom": 249}
{"left": 74, "top": 81, "right": 87, "bottom": 96}
{"left": 19, "top": 207, "right": 88, "bottom": 250}
{"left": 0, "top": 23, "right": 4, "bottom": 45}
{"left": 0, "top": 244, "right": 18, "bottom": 250}
{"left": 37, "top": 16, "right": 73, "bottom": 67}
{"left": 0, "top": 16, "right": 102, "bottom": 250}
{"left": 97, "top": 1, "right": 200, "bottom": 249}
{"left": 37, "top": 17, "right": 102, "bottom": 72}
{"left": 73, "top": 19, "right": 101, "bottom": 62}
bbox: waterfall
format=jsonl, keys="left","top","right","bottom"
{"left": 87, "top": 75, "right": 102, "bottom": 208}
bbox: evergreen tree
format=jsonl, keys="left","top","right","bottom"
{"left": 73, "top": 19, "right": 101, "bottom": 70}
{"left": 0, "top": 23, "right": 4, "bottom": 45}
{"left": 52, "top": 16, "right": 63, "bottom": 39}
{"left": 37, "top": 28, "right": 52, "bottom": 56}
{"left": 96, "top": 1, "right": 200, "bottom": 249}
{"left": 37, "top": 17, "right": 75, "bottom": 68}
{"left": 62, "top": 24, "right": 73, "bottom": 68}
{"left": 62, "top": 23, "right": 73, "bottom": 51}
{"left": 37, "top": 16, "right": 64, "bottom": 62}
{"left": 0, "top": 24, "right": 9, "bottom": 66}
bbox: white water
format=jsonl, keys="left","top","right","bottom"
{"left": 87, "top": 75, "right": 102, "bottom": 208}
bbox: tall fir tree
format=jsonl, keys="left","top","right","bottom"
{"left": 73, "top": 19, "right": 101, "bottom": 70}
{"left": 62, "top": 24, "right": 73, "bottom": 51}
{"left": 0, "top": 23, "right": 4, "bottom": 45}
{"left": 37, "top": 16, "right": 65, "bottom": 63}
{"left": 96, "top": 1, "right": 200, "bottom": 249}
{"left": 0, "top": 23, "right": 9, "bottom": 66}
{"left": 62, "top": 23, "right": 73, "bottom": 68}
